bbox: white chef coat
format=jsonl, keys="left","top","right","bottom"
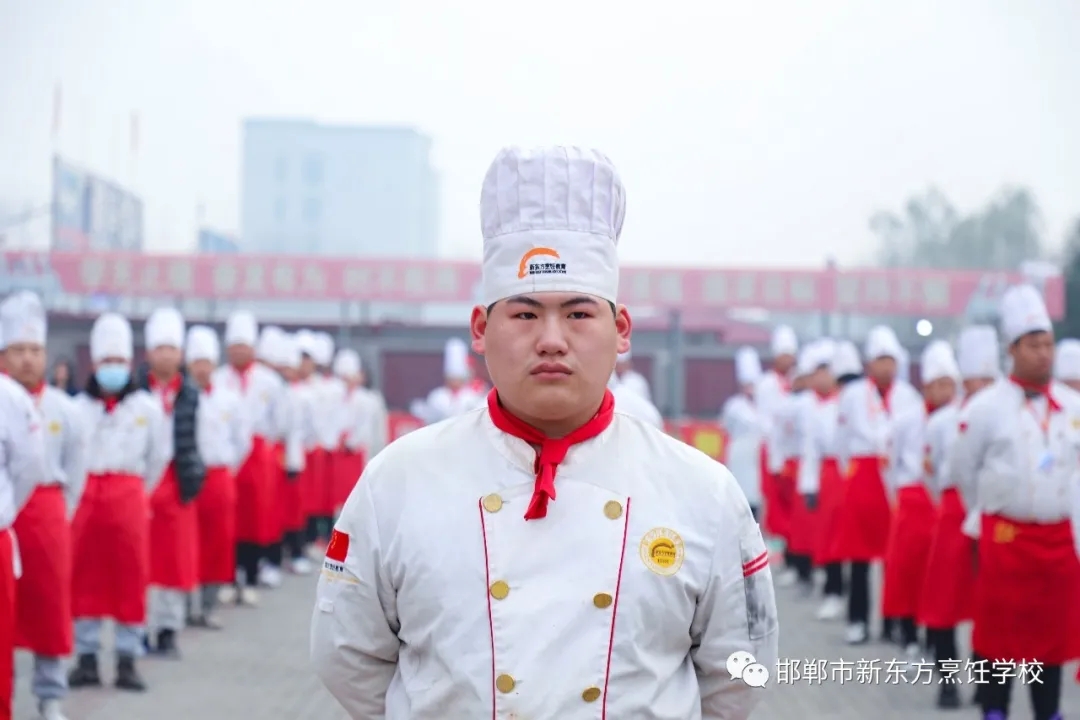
{"left": 196, "top": 384, "right": 251, "bottom": 474}
{"left": 0, "top": 375, "right": 49, "bottom": 528}
{"left": 74, "top": 389, "right": 170, "bottom": 494}
{"left": 312, "top": 408, "right": 778, "bottom": 720}
{"left": 922, "top": 403, "right": 961, "bottom": 495}
{"left": 949, "top": 378, "right": 1080, "bottom": 526}
{"left": 889, "top": 403, "right": 929, "bottom": 493}
{"left": 754, "top": 371, "right": 790, "bottom": 474}
{"left": 834, "top": 377, "right": 921, "bottom": 478}
{"left": 340, "top": 386, "right": 390, "bottom": 459}
{"left": 211, "top": 362, "right": 282, "bottom": 442}
{"left": 31, "top": 384, "right": 86, "bottom": 514}
{"left": 315, "top": 374, "right": 347, "bottom": 451}
{"left": 720, "top": 391, "right": 763, "bottom": 506}
{"left": 612, "top": 384, "right": 664, "bottom": 430}
{"left": 615, "top": 369, "right": 651, "bottom": 401}
{"left": 412, "top": 385, "right": 485, "bottom": 425}
{"left": 796, "top": 392, "right": 839, "bottom": 496}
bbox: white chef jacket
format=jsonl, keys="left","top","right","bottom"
{"left": 796, "top": 392, "right": 839, "bottom": 496}
{"left": 340, "top": 386, "right": 390, "bottom": 459}
{"left": 754, "top": 370, "right": 789, "bottom": 474}
{"left": 211, "top": 362, "right": 282, "bottom": 442}
{"left": 834, "top": 377, "right": 921, "bottom": 479}
{"left": 922, "top": 403, "right": 961, "bottom": 495}
{"left": 32, "top": 385, "right": 86, "bottom": 514}
{"left": 195, "top": 385, "right": 251, "bottom": 474}
{"left": 0, "top": 375, "right": 49, "bottom": 529}
{"left": 412, "top": 385, "right": 485, "bottom": 425}
{"left": 949, "top": 378, "right": 1080, "bottom": 527}
{"left": 720, "top": 392, "right": 763, "bottom": 506}
{"left": 74, "top": 389, "right": 170, "bottom": 495}
{"left": 311, "top": 408, "right": 778, "bottom": 720}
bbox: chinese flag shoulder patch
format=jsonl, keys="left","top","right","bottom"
{"left": 326, "top": 529, "right": 350, "bottom": 563}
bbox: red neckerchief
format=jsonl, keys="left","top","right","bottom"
{"left": 814, "top": 389, "right": 835, "bottom": 401}
{"left": 925, "top": 401, "right": 938, "bottom": 415}
{"left": 103, "top": 396, "right": 120, "bottom": 413}
{"left": 874, "top": 381, "right": 892, "bottom": 413}
{"left": 233, "top": 362, "right": 253, "bottom": 392}
{"left": 486, "top": 389, "right": 616, "bottom": 521}
{"left": 28, "top": 382, "right": 45, "bottom": 404}
{"left": 149, "top": 373, "right": 182, "bottom": 415}
{"left": 203, "top": 382, "right": 212, "bottom": 394}
{"left": 774, "top": 368, "right": 791, "bottom": 393}
{"left": 1009, "top": 375, "right": 1062, "bottom": 412}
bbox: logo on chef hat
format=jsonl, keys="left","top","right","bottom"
{"left": 517, "top": 247, "right": 567, "bottom": 279}
{"left": 727, "top": 651, "right": 769, "bottom": 687}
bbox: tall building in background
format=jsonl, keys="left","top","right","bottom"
{"left": 241, "top": 119, "right": 439, "bottom": 258}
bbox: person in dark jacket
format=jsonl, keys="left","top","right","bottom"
{"left": 138, "top": 308, "right": 205, "bottom": 657}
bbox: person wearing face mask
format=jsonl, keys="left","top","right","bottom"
{"left": 951, "top": 285, "right": 1080, "bottom": 720}
{"left": 0, "top": 291, "right": 84, "bottom": 720}
{"left": 68, "top": 313, "right": 169, "bottom": 693}
{"left": 881, "top": 340, "right": 959, "bottom": 670}
{"left": 311, "top": 146, "right": 778, "bottom": 720}
{"left": 833, "top": 325, "right": 921, "bottom": 646}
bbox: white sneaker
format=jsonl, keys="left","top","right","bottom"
{"left": 291, "top": 557, "right": 314, "bottom": 575}
{"left": 218, "top": 585, "right": 238, "bottom": 605}
{"left": 816, "top": 595, "right": 845, "bottom": 621}
{"left": 845, "top": 621, "right": 868, "bottom": 645}
{"left": 259, "top": 564, "right": 283, "bottom": 588}
{"left": 38, "top": 699, "right": 68, "bottom": 720}
{"left": 239, "top": 587, "right": 260, "bottom": 606}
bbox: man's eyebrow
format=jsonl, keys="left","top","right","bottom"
{"left": 503, "top": 295, "right": 600, "bottom": 309}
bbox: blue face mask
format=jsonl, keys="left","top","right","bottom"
{"left": 95, "top": 364, "right": 131, "bottom": 393}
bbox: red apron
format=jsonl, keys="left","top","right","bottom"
{"left": 786, "top": 460, "right": 818, "bottom": 556}
{"left": 0, "top": 530, "right": 16, "bottom": 720}
{"left": 149, "top": 465, "right": 200, "bottom": 591}
{"left": 71, "top": 473, "right": 149, "bottom": 624}
{"left": 762, "top": 446, "right": 793, "bottom": 540}
{"left": 13, "top": 485, "right": 72, "bottom": 656}
{"left": 301, "top": 448, "right": 329, "bottom": 519}
{"left": 278, "top": 445, "right": 305, "bottom": 534}
{"left": 235, "top": 436, "right": 278, "bottom": 545}
{"left": 918, "top": 488, "right": 974, "bottom": 628}
{"left": 332, "top": 448, "right": 366, "bottom": 512}
{"left": 830, "top": 456, "right": 892, "bottom": 561}
{"left": 194, "top": 467, "right": 237, "bottom": 584}
{"left": 813, "top": 458, "right": 844, "bottom": 565}
{"left": 881, "top": 484, "right": 936, "bottom": 618}
{"left": 972, "top": 514, "right": 1080, "bottom": 664}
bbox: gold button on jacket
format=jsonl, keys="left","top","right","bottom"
{"left": 489, "top": 581, "right": 510, "bottom": 600}
{"left": 593, "top": 592, "right": 613, "bottom": 609}
{"left": 582, "top": 686, "right": 602, "bottom": 702}
{"left": 603, "top": 500, "right": 623, "bottom": 519}
{"left": 482, "top": 494, "right": 503, "bottom": 512}
{"left": 496, "top": 674, "right": 515, "bottom": 693}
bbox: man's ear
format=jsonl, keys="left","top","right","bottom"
{"left": 614, "top": 304, "right": 632, "bottom": 354}
{"left": 470, "top": 305, "right": 488, "bottom": 355}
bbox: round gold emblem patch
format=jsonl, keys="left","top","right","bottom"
{"left": 639, "top": 527, "right": 685, "bottom": 576}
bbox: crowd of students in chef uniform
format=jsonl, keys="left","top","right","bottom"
{"left": 0, "top": 292, "right": 388, "bottom": 720}
{"left": 722, "top": 284, "right": 1080, "bottom": 720}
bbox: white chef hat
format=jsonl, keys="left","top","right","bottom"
{"left": 734, "top": 346, "right": 762, "bottom": 386}
{"left": 920, "top": 340, "right": 960, "bottom": 384}
{"left": 956, "top": 325, "right": 1000, "bottom": 380}
{"left": 999, "top": 284, "right": 1052, "bottom": 346}
{"left": 815, "top": 338, "right": 837, "bottom": 366}
{"left": 444, "top": 338, "right": 471, "bottom": 380}
{"left": 145, "top": 307, "right": 185, "bottom": 350}
{"left": 771, "top": 326, "right": 798, "bottom": 356}
{"left": 314, "top": 332, "right": 335, "bottom": 367}
{"left": 295, "top": 329, "right": 319, "bottom": 359}
{"left": 279, "top": 332, "right": 301, "bottom": 370}
{"left": 225, "top": 310, "right": 258, "bottom": 347}
{"left": 865, "top": 326, "right": 903, "bottom": 361}
{"left": 830, "top": 340, "right": 862, "bottom": 378}
{"left": 333, "top": 348, "right": 361, "bottom": 378}
{"left": 257, "top": 326, "right": 284, "bottom": 362}
{"left": 0, "top": 290, "right": 47, "bottom": 348}
{"left": 479, "top": 146, "right": 625, "bottom": 306}
{"left": 91, "top": 312, "right": 133, "bottom": 363}
{"left": 1054, "top": 339, "right": 1080, "bottom": 382}
{"left": 185, "top": 325, "right": 220, "bottom": 365}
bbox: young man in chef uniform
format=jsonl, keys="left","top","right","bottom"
{"left": 951, "top": 285, "right": 1080, "bottom": 720}
{"left": 312, "top": 146, "right": 778, "bottom": 719}
{"left": 721, "top": 346, "right": 765, "bottom": 520}
{"left": 0, "top": 291, "right": 84, "bottom": 720}
{"left": 69, "top": 313, "right": 169, "bottom": 692}
{"left": 185, "top": 325, "right": 250, "bottom": 628}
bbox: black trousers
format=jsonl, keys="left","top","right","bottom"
{"left": 979, "top": 664, "right": 1062, "bottom": 720}
{"left": 823, "top": 562, "right": 845, "bottom": 596}
{"left": 847, "top": 561, "right": 870, "bottom": 624}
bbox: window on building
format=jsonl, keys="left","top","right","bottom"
{"left": 303, "top": 154, "right": 324, "bottom": 185}
{"left": 274, "top": 198, "right": 286, "bottom": 223}
{"left": 302, "top": 197, "right": 321, "bottom": 224}
{"left": 275, "top": 156, "right": 287, "bottom": 182}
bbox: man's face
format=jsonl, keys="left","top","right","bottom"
{"left": 4, "top": 343, "right": 46, "bottom": 388}
{"left": 774, "top": 354, "right": 795, "bottom": 374}
{"left": 148, "top": 345, "right": 182, "bottom": 376}
{"left": 867, "top": 356, "right": 897, "bottom": 386}
{"left": 924, "top": 376, "right": 957, "bottom": 408}
{"left": 227, "top": 344, "right": 255, "bottom": 369}
{"left": 188, "top": 359, "right": 214, "bottom": 387}
{"left": 471, "top": 292, "right": 631, "bottom": 427}
{"left": 810, "top": 367, "right": 834, "bottom": 394}
{"left": 1011, "top": 331, "right": 1054, "bottom": 384}
{"left": 299, "top": 356, "right": 316, "bottom": 379}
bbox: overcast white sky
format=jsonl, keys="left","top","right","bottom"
{"left": 2, "top": 0, "right": 1079, "bottom": 268}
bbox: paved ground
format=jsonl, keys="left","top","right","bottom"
{"left": 12, "top": 563, "right": 1079, "bottom": 719}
